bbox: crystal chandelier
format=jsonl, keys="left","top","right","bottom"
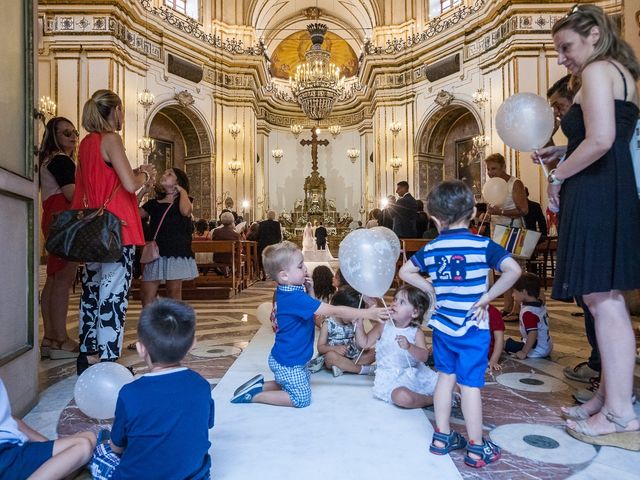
{"left": 290, "top": 124, "right": 304, "bottom": 138}
{"left": 137, "top": 88, "right": 155, "bottom": 111}
{"left": 328, "top": 125, "right": 341, "bottom": 138}
{"left": 346, "top": 148, "right": 360, "bottom": 164}
{"left": 271, "top": 148, "right": 284, "bottom": 163}
{"left": 289, "top": 23, "right": 345, "bottom": 121}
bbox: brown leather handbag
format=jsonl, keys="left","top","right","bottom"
{"left": 45, "top": 184, "right": 123, "bottom": 263}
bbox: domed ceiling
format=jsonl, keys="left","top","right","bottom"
{"left": 269, "top": 30, "right": 359, "bottom": 80}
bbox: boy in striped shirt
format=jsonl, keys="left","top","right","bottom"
{"left": 399, "top": 180, "right": 520, "bottom": 468}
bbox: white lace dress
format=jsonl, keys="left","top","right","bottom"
{"left": 372, "top": 322, "right": 438, "bottom": 403}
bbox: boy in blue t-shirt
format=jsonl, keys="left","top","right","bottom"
{"left": 399, "top": 180, "right": 520, "bottom": 468}
{"left": 231, "top": 241, "right": 386, "bottom": 407}
{"left": 0, "top": 379, "right": 95, "bottom": 480}
{"left": 90, "top": 299, "right": 215, "bottom": 480}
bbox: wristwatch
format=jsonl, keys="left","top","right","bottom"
{"left": 547, "top": 168, "right": 563, "bottom": 185}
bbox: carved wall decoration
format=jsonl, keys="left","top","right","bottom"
{"left": 139, "top": 0, "right": 264, "bottom": 56}
{"left": 43, "top": 14, "right": 162, "bottom": 61}
{"left": 434, "top": 90, "right": 454, "bottom": 107}
{"left": 174, "top": 90, "right": 195, "bottom": 107}
{"left": 364, "top": 0, "right": 486, "bottom": 55}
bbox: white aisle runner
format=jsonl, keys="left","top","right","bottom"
{"left": 210, "top": 326, "right": 462, "bottom": 480}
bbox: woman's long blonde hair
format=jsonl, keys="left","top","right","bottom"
{"left": 81, "top": 89, "right": 122, "bottom": 133}
{"left": 552, "top": 4, "right": 640, "bottom": 81}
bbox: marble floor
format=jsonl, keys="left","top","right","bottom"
{"left": 25, "top": 270, "right": 640, "bottom": 479}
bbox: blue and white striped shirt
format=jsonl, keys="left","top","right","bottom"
{"left": 411, "top": 228, "right": 510, "bottom": 337}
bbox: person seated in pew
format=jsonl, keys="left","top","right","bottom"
{"left": 230, "top": 241, "right": 387, "bottom": 407}
{"left": 210, "top": 212, "right": 241, "bottom": 276}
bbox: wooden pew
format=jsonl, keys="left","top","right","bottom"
{"left": 187, "top": 240, "right": 243, "bottom": 299}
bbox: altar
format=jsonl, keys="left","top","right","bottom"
{"left": 277, "top": 126, "right": 353, "bottom": 250}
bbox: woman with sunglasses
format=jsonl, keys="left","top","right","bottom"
{"left": 533, "top": 5, "right": 640, "bottom": 449}
{"left": 39, "top": 117, "right": 81, "bottom": 359}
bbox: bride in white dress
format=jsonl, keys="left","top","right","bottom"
{"left": 302, "top": 222, "right": 315, "bottom": 252}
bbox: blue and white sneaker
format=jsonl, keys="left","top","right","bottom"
{"left": 230, "top": 384, "right": 263, "bottom": 404}
{"left": 233, "top": 374, "right": 264, "bottom": 396}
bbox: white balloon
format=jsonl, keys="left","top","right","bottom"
{"left": 338, "top": 229, "right": 398, "bottom": 298}
{"left": 370, "top": 226, "right": 401, "bottom": 259}
{"left": 74, "top": 362, "right": 134, "bottom": 419}
{"left": 496, "top": 93, "right": 555, "bottom": 152}
{"left": 256, "top": 302, "right": 273, "bottom": 326}
{"left": 482, "top": 177, "right": 509, "bottom": 206}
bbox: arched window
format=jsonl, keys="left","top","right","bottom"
{"left": 164, "top": 0, "right": 199, "bottom": 20}
{"left": 429, "top": 0, "right": 462, "bottom": 18}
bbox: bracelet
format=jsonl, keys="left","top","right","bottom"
{"left": 141, "top": 170, "right": 150, "bottom": 183}
{"left": 547, "top": 168, "right": 563, "bottom": 185}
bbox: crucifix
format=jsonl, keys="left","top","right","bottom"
{"left": 300, "top": 127, "right": 329, "bottom": 174}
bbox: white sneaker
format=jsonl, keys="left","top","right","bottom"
{"left": 332, "top": 365, "right": 344, "bottom": 377}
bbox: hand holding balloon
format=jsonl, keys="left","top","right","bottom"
{"left": 396, "top": 335, "right": 410, "bottom": 350}
{"left": 531, "top": 145, "right": 567, "bottom": 166}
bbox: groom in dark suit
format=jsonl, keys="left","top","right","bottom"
{"left": 392, "top": 181, "right": 418, "bottom": 238}
{"left": 315, "top": 222, "right": 328, "bottom": 250}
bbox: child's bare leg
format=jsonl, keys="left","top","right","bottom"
{"left": 432, "top": 373, "right": 456, "bottom": 447}
{"left": 355, "top": 349, "right": 376, "bottom": 366}
{"left": 252, "top": 381, "right": 293, "bottom": 407}
{"left": 28, "top": 432, "right": 96, "bottom": 480}
{"left": 460, "top": 385, "right": 483, "bottom": 445}
{"left": 391, "top": 387, "right": 433, "bottom": 409}
{"left": 324, "top": 352, "right": 361, "bottom": 374}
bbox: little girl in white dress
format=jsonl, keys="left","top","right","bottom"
{"left": 355, "top": 285, "right": 438, "bottom": 408}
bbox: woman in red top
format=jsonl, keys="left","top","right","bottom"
{"left": 73, "top": 89, "right": 156, "bottom": 374}
{"left": 39, "top": 117, "right": 80, "bottom": 359}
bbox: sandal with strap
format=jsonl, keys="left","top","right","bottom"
{"left": 464, "top": 438, "right": 502, "bottom": 468}
{"left": 561, "top": 405, "right": 591, "bottom": 421}
{"left": 566, "top": 409, "right": 640, "bottom": 451}
{"left": 429, "top": 430, "right": 467, "bottom": 455}
{"left": 49, "top": 338, "right": 80, "bottom": 360}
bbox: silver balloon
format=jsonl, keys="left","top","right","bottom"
{"left": 496, "top": 93, "right": 555, "bottom": 152}
{"left": 370, "top": 226, "right": 401, "bottom": 260}
{"left": 338, "top": 229, "right": 398, "bottom": 298}
{"left": 74, "top": 362, "right": 134, "bottom": 419}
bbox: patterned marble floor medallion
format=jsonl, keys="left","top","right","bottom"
{"left": 496, "top": 371, "right": 569, "bottom": 393}
{"left": 190, "top": 340, "right": 242, "bottom": 358}
{"left": 490, "top": 423, "right": 597, "bottom": 465}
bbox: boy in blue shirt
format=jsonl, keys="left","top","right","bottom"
{"left": 399, "top": 180, "right": 520, "bottom": 468}
{"left": 0, "top": 378, "right": 95, "bottom": 480}
{"left": 90, "top": 299, "right": 214, "bottom": 479}
{"left": 231, "top": 241, "right": 386, "bottom": 407}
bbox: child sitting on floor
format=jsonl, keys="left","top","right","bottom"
{"left": 230, "top": 241, "right": 386, "bottom": 408}
{"left": 0, "top": 378, "right": 96, "bottom": 480}
{"left": 317, "top": 286, "right": 376, "bottom": 377}
{"left": 90, "top": 299, "right": 214, "bottom": 479}
{"left": 355, "top": 285, "right": 438, "bottom": 409}
{"left": 505, "top": 272, "right": 553, "bottom": 359}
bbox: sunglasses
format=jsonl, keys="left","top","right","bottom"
{"left": 60, "top": 129, "right": 79, "bottom": 138}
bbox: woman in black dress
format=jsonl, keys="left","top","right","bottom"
{"left": 534, "top": 5, "right": 639, "bottom": 448}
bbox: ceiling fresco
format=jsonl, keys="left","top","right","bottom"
{"left": 269, "top": 30, "right": 359, "bottom": 80}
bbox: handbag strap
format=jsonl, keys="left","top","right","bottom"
{"left": 77, "top": 160, "right": 122, "bottom": 210}
{"left": 151, "top": 202, "right": 173, "bottom": 241}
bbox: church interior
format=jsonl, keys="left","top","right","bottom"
{"left": 1, "top": 0, "right": 639, "bottom": 478}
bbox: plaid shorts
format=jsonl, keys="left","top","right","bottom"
{"left": 268, "top": 354, "right": 312, "bottom": 407}
{"left": 89, "top": 443, "right": 120, "bottom": 480}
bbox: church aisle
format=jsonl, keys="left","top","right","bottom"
{"left": 29, "top": 270, "right": 640, "bottom": 479}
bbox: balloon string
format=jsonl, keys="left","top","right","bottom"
{"left": 353, "top": 295, "right": 365, "bottom": 365}
{"left": 380, "top": 297, "right": 414, "bottom": 371}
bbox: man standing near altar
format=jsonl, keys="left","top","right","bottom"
{"left": 315, "top": 222, "right": 328, "bottom": 250}
{"left": 393, "top": 181, "right": 418, "bottom": 238}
